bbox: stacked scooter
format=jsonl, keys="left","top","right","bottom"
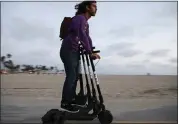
{"left": 41, "top": 42, "right": 113, "bottom": 124}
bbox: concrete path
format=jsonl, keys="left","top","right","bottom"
{"left": 1, "top": 96, "right": 178, "bottom": 123}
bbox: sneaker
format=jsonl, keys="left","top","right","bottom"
{"left": 71, "top": 99, "right": 87, "bottom": 107}
{"left": 61, "top": 103, "right": 80, "bottom": 113}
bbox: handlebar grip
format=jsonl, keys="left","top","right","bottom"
{"left": 92, "top": 50, "right": 100, "bottom": 54}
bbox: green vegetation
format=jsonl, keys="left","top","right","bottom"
{"left": 0, "top": 54, "right": 64, "bottom": 74}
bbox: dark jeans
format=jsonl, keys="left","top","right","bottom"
{"left": 60, "top": 47, "right": 79, "bottom": 104}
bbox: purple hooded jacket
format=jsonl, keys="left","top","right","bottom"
{"left": 61, "top": 14, "right": 93, "bottom": 53}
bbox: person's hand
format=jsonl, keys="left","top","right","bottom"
{"left": 95, "top": 53, "right": 100, "bottom": 59}
{"left": 90, "top": 53, "right": 100, "bottom": 60}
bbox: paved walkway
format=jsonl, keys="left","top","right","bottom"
{"left": 1, "top": 96, "right": 178, "bottom": 123}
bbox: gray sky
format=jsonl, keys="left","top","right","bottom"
{"left": 1, "top": 1, "right": 177, "bottom": 75}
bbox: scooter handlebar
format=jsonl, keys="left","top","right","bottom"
{"left": 80, "top": 50, "right": 100, "bottom": 55}
{"left": 80, "top": 45, "right": 100, "bottom": 54}
{"left": 92, "top": 46, "right": 100, "bottom": 53}
{"left": 92, "top": 50, "right": 100, "bottom": 54}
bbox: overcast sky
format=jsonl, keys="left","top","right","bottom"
{"left": 1, "top": 1, "right": 177, "bottom": 75}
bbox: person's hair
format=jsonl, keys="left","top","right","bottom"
{"left": 75, "top": 1, "right": 96, "bottom": 15}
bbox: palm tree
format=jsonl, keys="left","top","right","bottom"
{"left": 9, "top": 64, "right": 20, "bottom": 73}
{"left": 0, "top": 56, "right": 6, "bottom": 62}
{"left": 6, "top": 54, "right": 12, "bottom": 59}
{"left": 3, "top": 60, "right": 15, "bottom": 73}
{"left": 0, "top": 56, "right": 6, "bottom": 70}
{"left": 4, "top": 54, "right": 14, "bottom": 72}
{"left": 15, "top": 65, "right": 20, "bottom": 72}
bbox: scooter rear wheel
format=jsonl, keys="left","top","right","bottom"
{"left": 98, "top": 110, "right": 113, "bottom": 124}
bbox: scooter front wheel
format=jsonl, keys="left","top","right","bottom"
{"left": 98, "top": 110, "right": 113, "bottom": 124}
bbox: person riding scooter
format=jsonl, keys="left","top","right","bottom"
{"left": 59, "top": 1, "right": 100, "bottom": 113}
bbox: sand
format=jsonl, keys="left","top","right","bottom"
{"left": 1, "top": 74, "right": 177, "bottom": 99}
{"left": 1, "top": 74, "right": 178, "bottom": 123}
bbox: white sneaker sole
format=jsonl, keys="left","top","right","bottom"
{"left": 71, "top": 103, "right": 87, "bottom": 107}
{"left": 60, "top": 108, "right": 80, "bottom": 113}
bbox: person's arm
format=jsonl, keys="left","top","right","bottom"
{"left": 77, "top": 16, "right": 92, "bottom": 53}
{"left": 86, "top": 24, "right": 93, "bottom": 49}
{"left": 86, "top": 24, "right": 101, "bottom": 59}
{"left": 71, "top": 15, "right": 92, "bottom": 53}
{"left": 88, "top": 36, "right": 93, "bottom": 50}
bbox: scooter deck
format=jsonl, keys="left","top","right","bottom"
{"left": 59, "top": 102, "right": 100, "bottom": 121}
{"left": 62, "top": 112, "right": 97, "bottom": 120}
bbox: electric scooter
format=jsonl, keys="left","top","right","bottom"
{"left": 41, "top": 42, "right": 113, "bottom": 124}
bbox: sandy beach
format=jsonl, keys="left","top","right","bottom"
{"left": 1, "top": 74, "right": 178, "bottom": 123}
